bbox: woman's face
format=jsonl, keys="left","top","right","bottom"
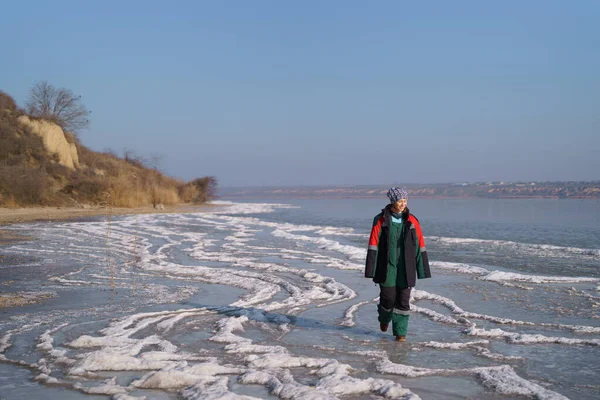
{"left": 392, "top": 199, "right": 407, "bottom": 213}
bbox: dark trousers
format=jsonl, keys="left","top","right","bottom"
{"left": 378, "top": 286, "right": 411, "bottom": 336}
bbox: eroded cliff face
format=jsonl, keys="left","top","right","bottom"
{"left": 18, "top": 115, "right": 80, "bottom": 169}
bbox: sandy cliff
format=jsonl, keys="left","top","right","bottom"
{"left": 17, "top": 115, "right": 80, "bottom": 169}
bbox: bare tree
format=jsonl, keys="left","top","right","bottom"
{"left": 26, "top": 81, "right": 91, "bottom": 133}
{"left": 148, "top": 154, "right": 164, "bottom": 208}
{"left": 149, "top": 154, "right": 163, "bottom": 172}
{"left": 123, "top": 148, "right": 146, "bottom": 169}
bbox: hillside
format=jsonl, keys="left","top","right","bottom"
{"left": 0, "top": 90, "right": 216, "bottom": 208}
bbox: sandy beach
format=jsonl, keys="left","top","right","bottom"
{"left": 0, "top": 203, "right": 212, "bottom": 251}
{"left": 0, "top": 204, "right": 212, "bottom": 226}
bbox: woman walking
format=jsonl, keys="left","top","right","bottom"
{"left": 364, "top": 187, "right": 431, "bottom": 341}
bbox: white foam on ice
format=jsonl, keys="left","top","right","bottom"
{"left": 33, "top": 373, "right": 61, "bottom": 385}
{"left": 131, "top": 360, "right": 245, "bottom": 389}
{"left": 205, "top": 314, "right": 421, "bottom": 399}
{"left": 417, "top": 340, "right": 524, "bottom": 361}
{"left": 113, "top": 394, "right": 147, "bottom": 400}
{"left": 189, "top": 208, "right": 367, "bottom": 262}
{"left": 481, "top": 271, "right": 599, "bottom": 284}
{"left": 430, "top": 261, "right": 489, "bottom": 275}
{"left": 271, "top": 229, "right": 366, "bottom": 261}
{"left": 183, "top": 237, "right": 357, "bottom": 310}
{"left": 280, "top": 249, "right": 363, "bottom": 271}
{"left": 0, "top": 322, "right": 45, "bottom": 360}
{"left": 206, "top": 202, "right": 299, "bottom": 215}
{"left": 180, "top": 375, "right": 260, "bottom": 399}
{"left": 67, "top": 309, "right": 211, "bottom": 376}
{"left": 315, "top": 226, "right": 365, "bottom": 237}
{"left": 75, "top": 376, "right": 127, "bottom": 395}
{"left": 48, "top": 277, "right": 96, "bottom": 286}
{"left": 428, "top": 236, "right": 600, "bottom": 258}
{"left": 340, "top": 300, "right": 374, "bottom": 327}
{"left": 412, "top": 290, "right": 600, "bottom": 339}
{"left": 0, "top": 332, "right": 12, "bottom": 355}
{"left": 412, "top": 290, "right": 466, "bottom": 314}
{"left": 432, "top": 261, "right": 599, "bottom": 286}
{"left": 418, "top": 340, "right": 489, "bottom": 350}
{"left": 372, "top": 352, "right": 568, "bottom": 399}
{"left": 410, "top": 305, "right": 463, "bottom": 325}
{"left": 34, "top": 323, "right": 77, "bottom": 377}
{"left": 243, "top": 353, "right": 420, "bottom": 399}
{"left": 463, "top": 324, "right": 600, "bottom": 346}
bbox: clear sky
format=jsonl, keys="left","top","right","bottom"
{"left": 1, "top": 0, "right": 598, "bottom": 187}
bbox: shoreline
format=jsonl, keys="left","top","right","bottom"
{"left": 0, "top": 203, "right": 213, "bottom": 226}
{"left": 0, "top": 204, "right": 204, "bottom": 308}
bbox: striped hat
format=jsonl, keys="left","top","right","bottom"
{"left": 387, "top": 187, "right": 408, "bottom": 203}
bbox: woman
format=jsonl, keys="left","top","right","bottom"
{"left": 364, "top": 187, "right": 431, "bottom": 341}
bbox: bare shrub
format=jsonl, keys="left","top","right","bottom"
{"left": 0, "top": 90, "right": 18, "bottom": 111}
{"left": 64, "top": 179, "right": 106, "bottom": 203}
{"left": 45, "top": 162, "right": 71, "bottom": 180}
{"left": 148, "top": 154, "right": 163, "bottom": 172}
{"left": 93, "top": 151, "right": 122, "bottom": 177}
{"left": 189, "top": 176, "right": 218, "bottom": 203}
{"left": 0, "top": 165, "right": 50, "bottom": 206}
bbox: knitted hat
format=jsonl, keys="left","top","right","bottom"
{"left": 387, "top": 187, "right": 408, "bottom": 203}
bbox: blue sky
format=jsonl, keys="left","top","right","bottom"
{"left": 1, "top": 1, "right": 598, "bottom": 187}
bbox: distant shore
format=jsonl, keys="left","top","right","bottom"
{"left": 221, "top": 194, "right": 600, "bottom": 200}
{"left": 219, "top": 181, "right": 600, "bottom": 200}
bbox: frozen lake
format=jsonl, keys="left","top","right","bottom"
{"left": 1, "top": 198, "right": 599, "bottom": 399}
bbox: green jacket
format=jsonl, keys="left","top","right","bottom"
{"left": 365, "top": 205, "right": 431, "bottom": 287}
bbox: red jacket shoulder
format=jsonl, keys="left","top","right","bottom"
{"left": 408, "top": 214, "right": 420, "bottom": 225}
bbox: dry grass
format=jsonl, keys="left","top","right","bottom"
{"left": 0, "top": 194, "right": 18, "bottom": 208}
{"left": 0, "top": 90, "right": 18, "bottom": 112}
{"left": 74, "top": 146, "right": 187, "bottom": 207}
{"left": 178, "top": 183, "right": 200, "bottom": 203}
{"left": 0, "top": 292, "right": 54, "bottom": 308}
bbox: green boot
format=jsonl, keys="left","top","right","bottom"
{"left": 392, "top": 313, "right": 409, "bottom": 337}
